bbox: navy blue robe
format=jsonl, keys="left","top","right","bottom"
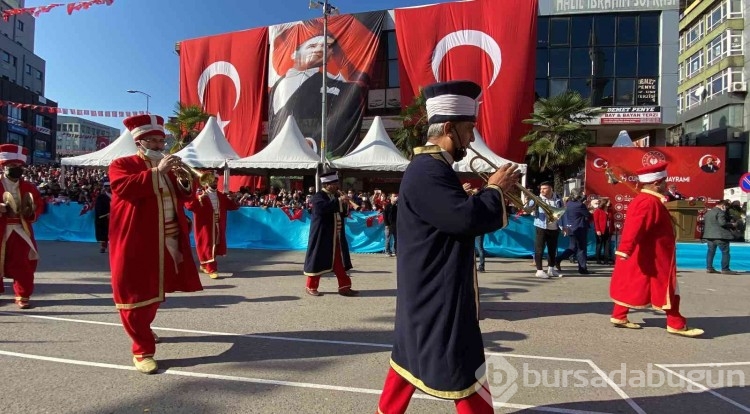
{"left": 303, "top": 189, "right": 353, "bottom": 276}
{"left": 390, "top": 146, "right": 507, "bottom": 399}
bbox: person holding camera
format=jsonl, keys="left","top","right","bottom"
{"left": 703, "top": 200, "right": 740, "bottom": 274}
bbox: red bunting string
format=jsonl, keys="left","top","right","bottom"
{"left": 0, "top": 100, "right": 145, "bottom": 117}
{"left": 2, "top": 0, "right": 114, "bottom": 22}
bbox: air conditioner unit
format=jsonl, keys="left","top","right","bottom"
{"left": 730, "top": 81, "right": 747, "bottom": 92}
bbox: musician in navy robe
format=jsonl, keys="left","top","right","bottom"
{"left": 302, "top": 169, "right": 358, "bottom": 297}
{"left": 377, "top": 81, "right": 521, "bottom": 414}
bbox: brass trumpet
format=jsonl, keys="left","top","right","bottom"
{"left": 467, "top": 150, "right": 565, "bottom": 223}
{"left": 172, "top": 157, "right": 215, "bottom": 188}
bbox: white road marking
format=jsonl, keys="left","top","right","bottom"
{"left": 655, "top": 364, "right": 750, "bottom": 413}
{"left": 0, "top": 349, "right": 613, "bottom": 414}
{"left": 585, "top": 360, "right": 646, "bottom": 414}
{"left": 658, "top": 362, "right": 750, "bottom": 368}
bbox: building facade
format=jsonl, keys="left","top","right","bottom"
{"left": 535, "top": 0, "right": 679, "bottom": 146}
{"left": 177, "top": 0, "right": 680, "bottom": 157}
{"left": 56, "top": 115, "right": 120, "bottom": 156}
{"left": 0, "top": 0, "right": 57, "bottom": 163}
{"left": 671, "top": 0, "right": 746, "bottom": 187}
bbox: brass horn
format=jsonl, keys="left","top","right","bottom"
{"left": 172, "top": 157, "right": 215, "bottom": 188}
{"left": 467, "top": 149, "right": 565, "bottom": 223}
{"left": 604, "top": 167, "right": 639, "bottom": 195}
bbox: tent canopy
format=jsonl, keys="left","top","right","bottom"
{"left": 453, "top": 128, "right": 528, "bottom": 175}
{"left": 61, "top": 129, "right": 137, "bottom": 167}
{"left": 174, "top": 116, "right": 240, "bottom": 169}
{"left": 331, "top": 116, "right": 410, "bottom": 172}
{"left": 227, "top": 116, "right": 320, "bottom": 174}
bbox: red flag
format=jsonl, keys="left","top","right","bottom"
{"left": 395, "top": 0, "right": 537, "bottom": 163}
{"left": 180, "top": 27, "right": 268, "bottom": 191}
{"left": 118, "top": 111, "right": 124, "bottom": 117}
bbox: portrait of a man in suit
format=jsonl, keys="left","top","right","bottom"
{"left": 268, "top": 31, "right": 367, "bottom": 157}
{"left": 700, "top": 156, "right": 720, "bottom": 173}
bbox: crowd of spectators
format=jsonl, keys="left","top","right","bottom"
{"left": 20, "top": 164, "right": 395, "bottom": 214}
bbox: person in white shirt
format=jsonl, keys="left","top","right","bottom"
{"left": 525, "top": 182, "right": 563, "bottom": 279}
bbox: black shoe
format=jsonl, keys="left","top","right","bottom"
{"left": 721, "top": 270, "right": 739, "bottom": 275}
{"left": 477, "top": 266, "right": 485, "bottom": 273}
{"left": 578, "top": 268, "right": 591, "bottom": 275}
{"left": 707, "top": 268, "right": 720, "bottom": 274}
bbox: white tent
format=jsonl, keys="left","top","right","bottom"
{"left": 227, "top": 116, "right": 320, "bottom": 172}
{"left": 60, "top": 129, "right": 137, "bottom": 167}
{"left": 331, "top": 116, "right": 410, "bottom": 172}
{"left": 453, "top": 128, "right": 528, "bottom": 175}
{"left": 174, "top": 116, "right": 240, "bottom": 169}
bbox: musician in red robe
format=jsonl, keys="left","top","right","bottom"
{"left": 0, "top": 144, "right": 44, "bottom": 309}
{"left": 109, "top": 115, "right": 203, "bottom": 374}
{"left": 185, "top": 174, "right": 239, "bottom": 279}
{"left": 609, "top": 161, "right": 704, "bottom": 338}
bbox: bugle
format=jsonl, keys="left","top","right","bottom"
{"left": 467, "top": 148, "right": 565, "bottom": 223}
{"left": 171, "top": 156, "right": 215, "bottom": 188}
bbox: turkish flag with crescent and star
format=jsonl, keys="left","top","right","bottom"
{"left": 394, "top": 0, "right": 537, "bottom": 163}
{"left": 179, "top": 27, "right": 268, "bottom": 190}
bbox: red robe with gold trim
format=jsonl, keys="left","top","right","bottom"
{"left": 184, "top": 190, "right": 239, "bottom": 265}
{"left": 610, "top": 189, "right": 677, "bottom": 310}
{"left": 108, "top": 155, "right": 202, "bottom": 309}
{"left": 0, "top": 178, "right": 44, "bottom": 283}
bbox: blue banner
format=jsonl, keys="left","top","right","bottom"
{"left": 31, "top": 204, "right": 750, "bottom": 269}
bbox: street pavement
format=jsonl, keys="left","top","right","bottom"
{"left": 0, "top": 241, "right": 748, "bottom": 414}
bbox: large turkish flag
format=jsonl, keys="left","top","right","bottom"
{"left": 394, "top": 0, "right": 537, "bottom": 163}
{"left": 179, "top": 28, "right": 268, "bottom": 190}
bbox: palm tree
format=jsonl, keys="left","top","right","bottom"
{"left": 392, "top": 92, "right": 427, "bottom": 159}
{"left": 521, "top": 91, "right": 605, "bottom": 195}
{"left": 164, "top": 102, "right": 211, "bottom": 154}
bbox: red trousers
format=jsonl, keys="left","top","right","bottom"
{"left": 612, "top": 295, "right": 686, "bottom": 330}
{"left": 202, "top": 260, "right": 218, "bottom": 273}
{"left": 1, "top": 231, "right": 37, "bottom": 301}
{"left": 119, "top": 302, "right": 160, "bottom": 358}
{"left": 377, "top": 368, "right": 494, "bottom": 414}
{"left": 306, "top": 243, "right": 351, "bottom": 290}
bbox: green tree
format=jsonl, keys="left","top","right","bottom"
{"left": 521, "top": 91, "right": 605, "bottom": 195}
{"left": 392, "top": 91, "right": 427, "bottom": 159}
{"left": 164, "top": 102, "right": 211, "bottom": 154}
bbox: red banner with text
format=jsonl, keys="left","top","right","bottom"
{"left": 394, "top": 0, "right": 538, "bottom": 163}
{"left": 585, "top": 147, "right": 726, "bottom": 235}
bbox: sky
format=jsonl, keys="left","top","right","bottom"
{"left": 32, "top": 0, "right": 445, "bottom": 131}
